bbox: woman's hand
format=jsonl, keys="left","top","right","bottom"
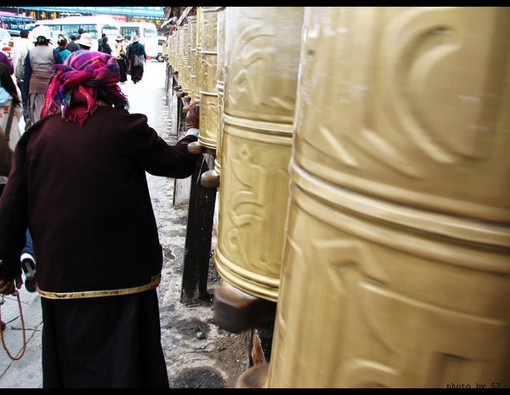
{"left": 0, "top": 275, "right": 22, "bottom": 296}
{"left": 185, "top": 101, "right": 200, "bottom": 131}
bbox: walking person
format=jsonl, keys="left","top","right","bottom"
{"left": 0, "top": 63, "right": 37, "bottom": 296}
{"left": 98, "top": 36, "right": 112, "bottom": 55}
{"left": 0, "top": 50, "right": 201, "bottom": 388}
{"left": 66, "top": 34, "right": 80, "bottom": 52}
{"left": 127, "top": 36, "right": 146, "bottom": 84}
{"left": 114, "top": 35, "right": 128, "bottom": 84}
{"left": 76, "top": 33, "right": 93, "bottom": 51}
{"left": 56, "top": 36, "right": 72, "bottom": 62}
{"left": 23, "top": 26, "right": 63, "bottom": 125}
{"left": 12, "top": 29, "right": 32, "bottom": 128}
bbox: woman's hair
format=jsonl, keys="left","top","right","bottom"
{"left": 35, "top": 36, "right": 51, "bottom": 46}
{"left": 41, "top": 50, "right": 129, "bottom": 126}
{"left": 57, "top": 37, "right": 68, "bottom": 47}
{"left": 0, "top": 63, "right": 21, "bottom": 108}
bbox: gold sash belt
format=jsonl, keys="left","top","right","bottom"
{"left": 38, "top": 273, "right": 161, "bottom": 299}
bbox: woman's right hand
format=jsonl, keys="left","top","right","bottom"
{"left": 185, "top": 102, "right": 200, "bottom": 131}
{"left": 0, "top": 275, "right": 22, "bottom": 296}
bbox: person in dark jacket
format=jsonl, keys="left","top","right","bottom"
{"left": 98, "top": 35, "right": 112, "bottom": 55}
{"left": 126, "top": 35, "right": 146, "bottom": 84}
{"left": 0, "top": 50, "right": 200, "bottom": 388}
{"left": 66, "top": 34, "right": 80, "bottom": 52}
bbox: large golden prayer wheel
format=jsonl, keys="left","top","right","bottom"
{"left": 188, "top": 15, "right": 198, "bottom": 102}
{"left": 214, "top": 6, "right": 226, "bottom": 175}
{"left": 169, "top": 32, "right": 176, "bottom": 72}
{"left": 266, "top": 7, "right": 510, "bottom": 388}
{"left": 177, "top": 24, "right": 189, "bottom": 94}
{"left": 194, "top": 7, "right": 203, "bottom": 103}
{"left": 175, "top": 26, "right": 184, "bottom": 87}
{"left": 214, "top": 7, "right": 305, "bottom": 302}
{"left": 198, "top": 6, "right": 220, "bottom": 150}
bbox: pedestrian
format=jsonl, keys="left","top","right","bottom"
{"left": 0, "top": 52, "right": 13, "bottom": 75}
{"left": 56, "top": 36, "right": 72, "bottom": 62}
{"left": 0, "top": 50, "right": 201, "bottom": 388}
{"left": 12, "top": 29, "right": 32, "bottom": 127}
{"left": 0, "top": 62, "right": 37, "bottom": 295}
{"left": 98, "top": 36, "right": 112, "bottom": 55}
{"left": 23, "top": 25, "right": 63, "bottom": 125}
{"left": 66, "top": 34, "right": 80, "bottom": 52}
{"left": 75, "top": 33, "right": 93, "bottom": 50}
{"left": 114, "top": 35, "right": 128, "bottom": 84}
{"left": 98, "top": 33, "right": 106, "bottom": 52}
{"left": 127, "top": 35, "right": 146, "bottom": 84}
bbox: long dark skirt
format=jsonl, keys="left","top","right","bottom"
{"left": 117, "top": 58, "right": 128, "bottom": 82}
{"left": 130, "top": 64, "right": 144, "bottom": 83}
{"left": 41, "top": 289, "right": 169, "bottom": 388}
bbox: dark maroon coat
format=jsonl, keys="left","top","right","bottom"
{"left": 0, "top": 106, "right": 199, "bottom": 295}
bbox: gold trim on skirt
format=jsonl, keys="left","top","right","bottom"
{"left": 38, "top": 273, "right": 161, "bottom": 299}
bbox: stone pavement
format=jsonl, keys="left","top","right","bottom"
{"left": 0, "top": 287, "right": 42, "bottom": 388}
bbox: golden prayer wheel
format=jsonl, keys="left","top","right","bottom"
{"left": 194, "top": 7, "right": 203, "bottom": 103}
{"left": 177, "top": 23, "right": 189, "bottom": 93}
{"left": 214, "top": 6, "right": 226, "bottom": 175}
{"left": 214, "top": 7, "right": 305, "bottom": 302}
{"left": 168, "top": 33, "right": 176, "bottom": 72}
{"left": 181, "top": 23, "right": 190, "bottom": 94}
{"left": 198, "top": 6, "right": 221, "bottom": 150}
{"left": 188, "top": 15, "right": 197, "bottom": 102}
{"left": 266, "top": 7, "right": 510, "bottom": 388}
{"left": 175, "top": 26, "right": 184, "bottom": 84}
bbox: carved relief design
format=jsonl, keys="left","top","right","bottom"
{"left": 224, "top": 7, "right": 304, "bottom": 123}
{"left": 215, "top": 8, "right": 226, "bottom": 173}
{"left": 200, "top": 54, "right": 218, "bottom": 95}
{"left": 215, "top": 124, "right": 293, "bottom": 301}
{"left": 268, "top": 187, "right": 510, "bottom": 387}
{"left": 293, "top": 7, "right": 510, "bottom": 222}
{"left": 202, "top": 7, "right": 218, "bottom": 53}
{"left": 198, "top": 94, "right": 219, "bottom": 149}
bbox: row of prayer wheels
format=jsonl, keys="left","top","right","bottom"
{"left": 166, "top": 7, "right": 510, "bottom": 388}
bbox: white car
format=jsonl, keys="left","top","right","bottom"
{"left": 0, "top": 28, "right": 13, "bottom": 60}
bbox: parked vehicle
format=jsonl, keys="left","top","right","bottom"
{"left": 0, "top": 11, "right": 36, "bottom": 37}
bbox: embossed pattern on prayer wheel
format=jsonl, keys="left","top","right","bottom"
{"left": 199, "top": 7, "right": 220, "bottom": 149}
{"left": 215, "top": 7, "right": 226, "bottom": 174}
{"left": 176, "top": 27, "right": 185, "bottom": 89}
{"left": 194, "top": 7, "right": 203, "bottom": 103}
{"left": 214, "top": 7, "right": 305, "bottom": 302}
{"left": 180, "top": 24, "right": 189, "bottom": 93}
{"left": 188, "top": 15, "right": 197, "bottom": 101}
{"left": 266, "top": 7, "right": 510, "bottom": 388}
{"left": 169, "top": 33, "right": 176, "bottom": 71}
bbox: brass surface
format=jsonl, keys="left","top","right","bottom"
{"left": 214, "top": 7, "right": 305, "bottom": 302}
{"left": 266, "top": 7, "right": 510, "bottom": 388}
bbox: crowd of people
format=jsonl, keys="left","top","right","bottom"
{"left": 0, "top": 25, "right": 200, "bottom": 388}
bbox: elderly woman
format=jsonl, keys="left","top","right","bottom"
{"left": 126, "top": 35, "right": 146, "bottom": 84}
{"left": 0, "top": 51, "right": 200, "bottom": 388}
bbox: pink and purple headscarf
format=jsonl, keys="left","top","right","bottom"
{"left": 41, "top": 50, "right": 128, "bottom": 126}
